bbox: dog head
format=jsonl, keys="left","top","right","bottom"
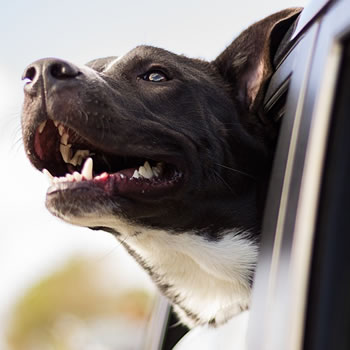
{"left": 21, "top": 8, "right": 301, "bottom": 238}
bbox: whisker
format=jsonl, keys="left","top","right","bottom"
{"left": 213, "top": 169, "right": 235, "bottom": 194}
{"left": 80, "top": 108, "right": 89, "bottom": 124}
{"left": 215, "top": 163, "right": 255, "bottom": 179}
{"left": 11, "top": 136, "right": 24, "bottom": 153}
{"left": 95, "top": 244, "right": 120, "bottom": 263}
{"left": 95, "top": 228, "right": 138, "bottom": 263}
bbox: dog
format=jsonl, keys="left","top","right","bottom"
{"left": 21, "top": 8, "right": 301, "bottom": 329}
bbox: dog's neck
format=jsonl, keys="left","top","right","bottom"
{"left": 60, "top": 210, "right": 258, "bottom": 327}
{"left": 124, "top": 226, "right": 257, "bottom": 327}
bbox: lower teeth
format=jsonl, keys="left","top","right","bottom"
{"left": 43, "top": 157, "right": 93, "bottom": 184}
{"left": 43, "top": 159, "right": 164, "bottom": 185}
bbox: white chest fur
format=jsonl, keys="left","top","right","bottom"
{"left": 126, "top": 226, "right": 257, "bottom": 326}
{"left": 60, "top": 212, "right": 258, "bottom": 327}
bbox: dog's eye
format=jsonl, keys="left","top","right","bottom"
{"left": 142, "top": 71, "right": 168, "bottom": 82}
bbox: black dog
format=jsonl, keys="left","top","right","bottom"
{"left": 21, "top": 8, "right": 301, "bottom": 328}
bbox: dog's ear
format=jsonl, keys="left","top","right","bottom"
{"left": 214, "top": 8, "right": 302, "bottom": 113}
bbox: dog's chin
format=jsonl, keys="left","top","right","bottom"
{"left": 44, "top": 168, "right": 184, "bottom": 229}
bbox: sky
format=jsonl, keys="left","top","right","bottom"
{"left": 0, "top": 0, "right": 307, "bottom": 346}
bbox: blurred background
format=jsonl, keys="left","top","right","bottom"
{"left": 0, "top": 1, "right": 307, "bottom": 349}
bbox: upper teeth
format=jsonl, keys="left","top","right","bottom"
{"left": 55, "top": 122, "right": 91, "bottom": 166}
{"left": 59, "top": 143, "right": 73, "bottom": 163}
{"left": 41, "top": 119, "right": 164, "bottom": 185}
{"left": 132, "top": 161, "right": 163, "bottom": 179}
{"left": 38, "top": 119, "right": 92, "bottom": 167}
{"left": 138, "top": 161, "right": 153, "bottom": 179}
{"left": 69, "top": 149, "right": 90, "bottom": 167}
{"left": 81, "top": 157, "right": 93, "bottom": 180}
{"left": 61, "top": 133, "right": 69, "bottom": 146}
{"left": 38, "top": 121, "right": 47, "bottom": 134}
{"left": 58, "top": 124, "right": 65, "bottom": 136}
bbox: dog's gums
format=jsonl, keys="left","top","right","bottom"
{"left": 35, "top": 119, "right": 184, "bottom": 198}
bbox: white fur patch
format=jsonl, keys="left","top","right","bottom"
{"left": 55, "top": 211, "right": 258, "bottom": 327}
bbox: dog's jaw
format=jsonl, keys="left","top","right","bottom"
{"left": 53, "top": 207, "right": 257, "bottom": 328}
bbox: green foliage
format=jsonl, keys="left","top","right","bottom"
{"left": 6, "top": 256, "right": 153, "bottom": 350}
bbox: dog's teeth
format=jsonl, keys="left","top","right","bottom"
{"left": 69, "top": 150, "right": 90, "bottom": 166}
{"left": 139, "top": 161, "right": 154, "bottom": 179}
{"left": 138, "top": 166, "right": 146, "bottom": 177}
{"left": 42, "top": 168, "right": 53, "bottom": 184}
{"left": 53, "top": 120, "right": 59, "bottom": 127}
{"left": 152, "top": 167, "right": 160, "bottom": 177}
{"left": 66, "top": 174, "right": 74, "bottom": 181}
{"left": 69, "top": 158, "right": 78, "bottom": 167}
{"left": 69, "top": 158, "right": 79, "bottom": 167}
{"left": 152, "top": 163, "right": 163, "bottom": 177}
{"left": 138, "top": 166, "right": 151, "bottom": 179}
{"left": 73, "top": 171, "right": 83, "bottom": 182}
{"left": 144, "top": 161, "right": 152, "bottom": 172}
{"left": 58, "top": 124, "right": 65, "bottom": 136}
{"left": 38, "top": 121, "right": 47, "bottom": 134}
{"left": 60, "top": 144, "right": 73, "bottom": 163}
{"left": 132, "top": 170, "right": 140, "bottom": 179}
{"left": 61, "top": 133, "right": 69, "bottom": 146}
{"left": 50, "top": 173, "right": 76, "bottom": 184}
{"left": 81, "top": 157, "right": 93, "bottom": 180}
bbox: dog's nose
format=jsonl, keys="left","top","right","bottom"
{"left": 22, "top": 58, "right": 81, "bottom": 95}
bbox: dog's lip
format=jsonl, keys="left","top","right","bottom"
{"left": 30, "top": 118, "right": 187, "bottom": 199}
{"left": 46, "top": 163, "right": 184, "bottom": 199}
{"left": 28, "top": 118, "right": 186, "bottom": 173}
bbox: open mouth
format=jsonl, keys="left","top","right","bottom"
{"left": 33, "top": 119, "right": 184, "bottom": 197}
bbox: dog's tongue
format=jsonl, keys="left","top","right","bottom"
{"left": 34, "top": 121, "right": 69, "bottom": 175}
{"left": 34, "top": 121, "right": 60, "bottom": 162}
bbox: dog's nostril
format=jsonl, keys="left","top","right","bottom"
{"left": 22, "top": 59, "right": 81, "bottom": 94}
{"left": 49, "top": 62, "right": 80, "bottom": 80}
{"left": 22, "top": 66, "right": 37, "bottom": 83}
